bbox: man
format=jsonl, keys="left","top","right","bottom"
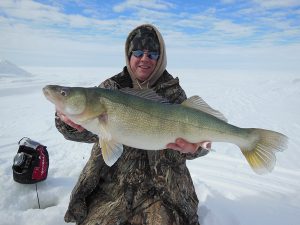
{"left": 56, "top": 24, "right": 210, "bottom": 225}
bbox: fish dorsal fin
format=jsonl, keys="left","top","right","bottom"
{"left": 99, "top": 138, "right": 123, "bottom": 166}
{"left": 182, "top": 96, "right": 228, "bottom": 122}
{"left": 120, "top": 88, "right": 168, "bottom": 103}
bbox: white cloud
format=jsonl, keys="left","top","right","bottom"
{"left": 0, "top": 0, "right": 118, "bottom": 29}
{"left": 212, "top": 20, "right": 254, "bottom": 37}
{"left": 0, "top": 0, "right": 299, "bottom": 70}
{"left": 0, "top": 0, "right": 64, "bottom": 23}
{"left": 252, "top": 0, "right": 300, "bottom": 9}
{"left": 220, "top": 0, "right": 236, "bottom": 4}
{"left": 113, "top": 0, "right": 174, "bottom": 13}
{"left": 167, "top": 43, "right": 300, "bottom": 73}
{"left": 0, "top": 20, "right": 125, "bottom": 67}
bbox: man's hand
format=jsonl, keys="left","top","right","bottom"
{"left": 166, "top": 138, "right": 211, "bottom": 154}
{"left": 56, "top": 111, "right": 85, "bottom": 132}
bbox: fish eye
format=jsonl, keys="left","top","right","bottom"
{"left": 60, "top": 88, "right": 69, "bottom": 97}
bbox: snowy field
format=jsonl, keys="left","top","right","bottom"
{"left": 0, "top": 67, "right": 299, "bottom": 225}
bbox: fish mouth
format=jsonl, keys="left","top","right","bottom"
{"left": 43, "top": 85, "right": 54, "bottom": 102}
{"left": 43, "top": 85, "right": 60, "bottom": 104}
{"left": 43, "top": 85, "right": 66, "bottom": 113}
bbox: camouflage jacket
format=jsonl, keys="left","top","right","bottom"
{"left": 56, "top": 67, "right": 209, "bottom": 225}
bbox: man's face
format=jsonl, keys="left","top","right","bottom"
{"left": 129, "top": 50, "right": 158, "bottom": 82}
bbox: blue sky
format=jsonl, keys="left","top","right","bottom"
{"left": 0, "top": 0, "right": 300, "bottom": 72}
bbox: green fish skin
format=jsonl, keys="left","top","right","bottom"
{"left": 43, "top": 85, "right": 288, "bottom": 174}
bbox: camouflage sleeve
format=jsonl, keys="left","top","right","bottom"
{"left": 183, "top": 147, "right": 210, "bottom": 159}
{"left": 155, "top": 76, "right": 187, "bottom": 104}
{"left": 99, "top": 78, "right": 120, "bottom": 90}
{"left": 55, "top": 78, "right": 119, "bottom": 143}
{"left": 55, "top": 112, "right": 98, "bottom": 143}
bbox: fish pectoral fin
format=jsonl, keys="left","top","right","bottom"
{"left": 182, "top": 96, "right": 228, "bottom": 122}
{"left": 99, "top": 138, "right": 123, "bottom": 166}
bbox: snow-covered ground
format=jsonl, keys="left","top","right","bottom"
{"left": 0, "top": 67, "right": 299, "bottom": 225}
{"left": 0, "top": 60, "right": 32, "bottom": 77}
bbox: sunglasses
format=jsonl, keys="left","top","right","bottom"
{"left": 132, "top": 50, "right": 159, "bottom": 60}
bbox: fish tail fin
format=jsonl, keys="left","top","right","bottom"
{"left": 240, "top": 128, "right": 288, "bottom": 174}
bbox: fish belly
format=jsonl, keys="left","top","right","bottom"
{"left": 105, "top": 104, "right": 210, "bottom": 150}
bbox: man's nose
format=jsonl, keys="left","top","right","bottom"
{"left": 140, "top": 52, "right": 149, "bottom": 60}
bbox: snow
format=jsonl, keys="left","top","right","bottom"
{"left": 0, "top": 66, "right": 299, "bottom": 225}
{"left": 0, "top": 59, "right": 32, "bottom": 77}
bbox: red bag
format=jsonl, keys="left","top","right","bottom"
{"left": 12, "top": 137, "right": 49, "bottom": 184}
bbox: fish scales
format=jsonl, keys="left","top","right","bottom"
{"left": 99, "top": 89, "right": 247, "bottom": 147}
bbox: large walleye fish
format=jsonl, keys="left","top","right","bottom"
{"left": 43, "top": 85, "right": 288, "bottom": 174}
